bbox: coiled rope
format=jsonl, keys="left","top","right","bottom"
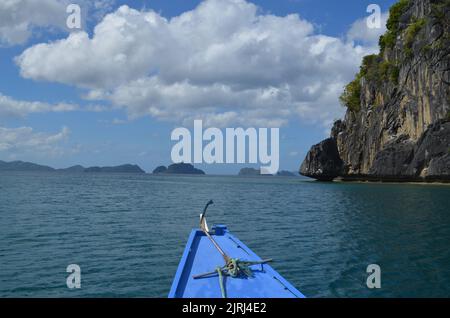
{"left": 193, "top": 200, "right": 272, "bottom": 298}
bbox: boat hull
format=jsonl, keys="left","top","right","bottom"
{"left": 169, "top": 225, "right": 305, "bottom": 298}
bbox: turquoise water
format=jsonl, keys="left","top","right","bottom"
{"left": 0, "top": 172, "right": 449, "bottom": 298}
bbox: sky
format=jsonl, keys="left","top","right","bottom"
{"left": 0, "top": 0, "right": 397, "bottom": 174}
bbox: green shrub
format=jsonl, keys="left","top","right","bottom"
{"left": 389, "top": 66, "right": 400, "bottom": 83}
{"left": 360, "top": 55, "right": 400, "bottom": 85}
{"left": 361, "top": 54, "right": 378, "bottom": 71}
{"left": 380, "top": 61, "right": 391, "bottom": 80}
{"left": 380, "top": 0, "right": 411, "bottom": 51}
{"left": 404, "top": 47, "right": 413, "bottom": 59}
{"left": 339, "top": 54, "right": 401, "bottom": 112}
{"left": 379, "top": 32, "right": 396, "bottom": 51}
{"left": 386, "top": 0, "right": 410, "bottom": 31}
{"left": 359, "top": 54, "right": 380, "bottom": 81}
{"left": 405, "top": 18, "right": 426, "bottom": 48}
{"left": 339, "top": 75, "right": 362, "bottom": 113}
{"left": 404, "top": 22, "right": 425, "bottom": 59}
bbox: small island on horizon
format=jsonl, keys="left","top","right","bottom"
{"left": 238, "top": 168, "right": 298, "bottom": 177}
{"left": 1, "top": 160, "right": 302, "bottom": 177}
{"left": 152, "top": 163, "right": 205, "bottom": 175}
{"left": 0, "top": 160, "right": 145, "bottom": 173}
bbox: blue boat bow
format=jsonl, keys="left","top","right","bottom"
{"left": 169, "top": 222, "right": 305, "bottom": 298}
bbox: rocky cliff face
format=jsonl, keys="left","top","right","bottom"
{"left": 301, "top": 0, "right": 450, "bottom": 182}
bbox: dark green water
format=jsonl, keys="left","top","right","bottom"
{"left": 1, "top": 172, "right": 449, "bottom": 297}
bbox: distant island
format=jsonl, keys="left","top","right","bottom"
{"left": 81, "top": 164, "right": 145, "bottom": 173}
{"left": 238, "top": 168, "right": 263, "bottom": 176}
{"left": 0, "top": 160, "right": 145, "bottom": 173}
{"left": 238, "top": 168, "right": 297, "bottom": 177}
{"left": 0, "top": 160, "right": 54, "bottom": 172}
{"left": 152, "top": 163, "right": 205, "bottom": 175}
{"left": 276, "top": 170, "right": 296, "bottom": 177}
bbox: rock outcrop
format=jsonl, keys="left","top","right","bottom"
{"left": 299, "top": 138, "right": 344, "bottom": 181}
{"left": 301, "top": 0, "right": 450, "bottom": 182}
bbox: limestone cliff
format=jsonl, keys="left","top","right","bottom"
{"left": 300, "top": 0, "right": 450, "bottom": 182}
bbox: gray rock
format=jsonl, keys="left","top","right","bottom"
{"left": 330, "top": 120, "right": 345, "bottom": 139}
{"left": 300, "top": 138, "right": 344, "bottom": 181}
{"left": 369, "top": 135, "right": 415, "bottom": 176}
{"left": 428, "top": 154, "right": 450, "bottom": 177}
{"left": 406, "top": 121, "right": 450, "bottom": 178}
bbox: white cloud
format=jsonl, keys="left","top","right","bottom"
{"left": 16, "top": 0, "right": 379, "bottom": 127}
{"left": 0, "top": 92, "right": 78, "bottom": 117}
{"left": 0, "top": 0, "right": 67, "bottom": 46}
{"left": 0, "top": 92, "right": 111, "bottom": 118}
{"left": 0, "top": 126, "right": 70, "bottom": 156}
{"left": 98, "top": 118, "right": 128, "bottom": 125}
{"left": 0, "top": 0, "right": 116, "bottom": 46}
{"left": 347, "top": 12, "right": 388, "bottom": 47}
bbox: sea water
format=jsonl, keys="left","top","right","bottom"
{"left": 0, "top": 172, "right": 449, "bottom": 297}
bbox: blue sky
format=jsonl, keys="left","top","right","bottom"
{"left": 0, "top": 0, "right": 396, "bottom": 174}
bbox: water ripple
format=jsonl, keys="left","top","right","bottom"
{"left": 0, "top": 172, "right": 449, "bottom": 297}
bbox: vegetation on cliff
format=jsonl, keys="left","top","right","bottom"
{"left": 339, "top": 74, "right": 362, "bottom": 112}
{"left": 339, "top": 54, "right": 400, "bottom": 112}
{"left": 340, "top": 0, "right": 434, "bottom": 112}
{"left": 302, "top": 0, "right": 450, "bottom": 182}
{"left": 379, "top": 0, "right": 411, "bottom": 52}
